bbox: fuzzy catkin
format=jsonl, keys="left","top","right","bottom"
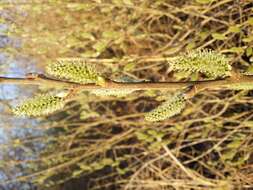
{"left": 90, "top": 89, "right": 135, "bottom": 97}
{"left": 13, "top": 94, "right": 66, "bottom": 117}
{"left": 90, "top": 77, "right": 138, "bottom": 97}
{"left": 169, "top": 49, "right": 231, "bottom": 78}
{"left": 145, "top": 94, "right": 186, "bottom": 122}
{"left": 46, "top": 58, "right": 104, "bottom": 84}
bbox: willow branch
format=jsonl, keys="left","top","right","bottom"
{"left": 0, "top": 73, "right": 252, "bottom": 92}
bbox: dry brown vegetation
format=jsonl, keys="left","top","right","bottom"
{"left": 1, "top": 0, "right": 253, "bottom": 189}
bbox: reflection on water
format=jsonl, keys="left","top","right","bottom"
{"left": 0, "top": 2, "right": 45, "bottom": 190}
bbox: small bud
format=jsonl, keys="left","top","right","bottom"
{"left": 46, "top": 58, "right": 104, "bottom": 84}
{"left": 13, "top": 93, "right": 66, "bottom": 117}
{"left": 169, "top": 49, "right": 231, "bottom": 78}
{"left": 96, "top": 76, "right": 106, "bottom": 86}
{"left": 145, "top": 93, "right": 186, "bottom": 122}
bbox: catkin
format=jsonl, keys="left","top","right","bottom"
{"left": 13, "top": 93, "right": 66, "bottom": 117}
{"left": 169, "top": 49, "right": 231, "bottom": 78}
{"left": 46, "top": 58, "right": 104, "bottom": 84}
{"left": 145, "top": 93, "right": 186, "bottom": 122}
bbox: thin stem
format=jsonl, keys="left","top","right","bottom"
{"left": 162, "top": 145, "right": 216, "bottom": 187}
{"left": 0, "top": 73, "right": 252, "bottom": 91}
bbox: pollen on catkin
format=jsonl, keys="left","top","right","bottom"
{"left": 13, "top": 93, "right": 66, "bottom": 117}
{"left": 169, "top": 49, "right": 231, "bottom": 78}
{"left": 46, "top": 58, "right": 104, "bottom": 84}
{"left": 145, "top": 93, "right": 186, "bottom": 122}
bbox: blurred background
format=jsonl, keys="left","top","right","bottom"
{"left": 0, "top": 0, "right": 253, "bottom": 189}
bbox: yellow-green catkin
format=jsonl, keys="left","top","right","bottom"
{"left": 90, "top": 77, "right": 139, "bottom": 97}
{"left": 145, "top": 93, "right": 186, "bottom": 122}
{"left": 90, "top": 89, "right": 135, "bottom": 97}
{"left": 13, "top": 93, "right": 66, "bottom": 117}
{"left": 169, "top": 49, "right": 231, "bottom": 78}
{"left": 46, "top": 58, "right": 104, "bottom": 84}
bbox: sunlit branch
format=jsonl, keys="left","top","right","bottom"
{"left": 0, "top": 73, "right": 252, "bottom": 93}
